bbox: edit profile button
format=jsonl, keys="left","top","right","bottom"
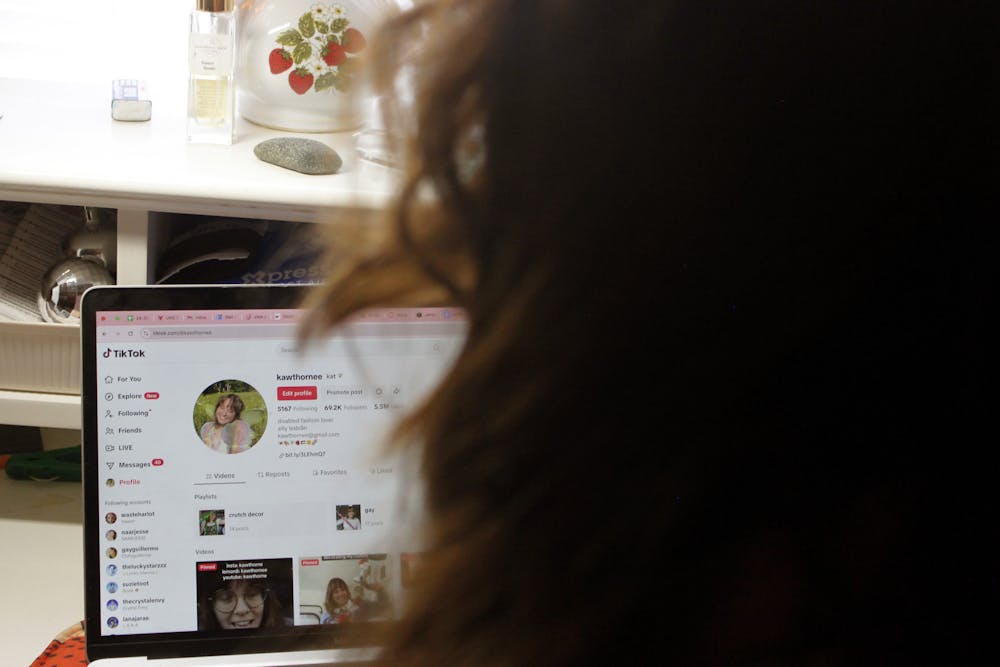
{"left": 277, "top": 386, "right": 318, "bottom": 401}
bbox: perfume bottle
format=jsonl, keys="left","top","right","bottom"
{"left": 187, "top": 0, "right": 236, "bottom": 144}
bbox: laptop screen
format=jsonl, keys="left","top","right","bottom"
{"left": 81, "top": 285, "right": 465, "bottom": 660}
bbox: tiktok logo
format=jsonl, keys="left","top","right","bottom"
{"left": 103, "top": 348, "right": 146, "bottom": 359}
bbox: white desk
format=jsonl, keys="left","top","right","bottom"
{"left": 0, "top": 473, "right": 85, "bottom": 666}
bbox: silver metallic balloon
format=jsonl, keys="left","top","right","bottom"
{"left": 38, "top": 257, "right": 115, "bottom": 324}
{"left": 63, "top": 207, "right": 117, "bottom": 273}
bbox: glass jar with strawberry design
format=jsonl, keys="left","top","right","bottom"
{"left": 236, "top": 1, "right": 399, "bottom": 132}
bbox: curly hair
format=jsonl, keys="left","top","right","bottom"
{"left": 302, "top": 1, "right": 988, "bottom": 664}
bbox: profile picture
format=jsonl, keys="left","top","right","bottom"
{"left": 106, "top": 564, "right": 117, "bottom": 576}
{"left": 107, "top": 599, "right": 119, "bottom": 611}
{"left": 106, "top": 478, "right": 115, "bottom": 487}
{"left": 106, "top": 529, "right": 117, "bottom": 541}
{"left": 336, "top": 505, "right": 362, "bottom": 531}
{"left": 105, "top": 512, "right": 117, "bottom": 524}
{"left": 194, "top": 380, "right": 267, "bottom": 454}
{"left": 107, "top": 617, "right": 118, "bottom": 629}
{"left": 199, "top": 509, "right": 226, "bottom": 536}
{"left": 107, "top": 547, "right": 118, "bottom": 559}
{"left": 106, "top": 582, "right": 118, "bottom": 594}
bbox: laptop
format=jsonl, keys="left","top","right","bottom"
{"left": 80, "top": 284, "right": 466, "bottom": 666}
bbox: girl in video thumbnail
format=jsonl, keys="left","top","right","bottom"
{"left": 321, "top": 577, "right": 360, "bottom": 624}
{"left": 197, "top": 578, "right": 285, "bottom": 631}
{"left": 200, "top": 394, "right": 253, "bottom": 454}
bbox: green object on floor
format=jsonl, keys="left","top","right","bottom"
{"left": 4, "top": 444, "right": 81, "bottom": 482}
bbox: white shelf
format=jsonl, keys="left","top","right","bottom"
{"left": 0, "top": 389, "right": 80, "bottom": 429}
{"left": 0, "top": 76, "right": 396, "bottom": 428}
{"left": 0, "top": 77, "right": 396, "bottom": 218}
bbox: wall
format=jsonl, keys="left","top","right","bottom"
{"left": 0, "top": 1, "right": 188, "bottom": 101}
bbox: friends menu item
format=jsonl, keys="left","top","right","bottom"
{"left": 81, "top": 284, "right": 465, "bottom": 665}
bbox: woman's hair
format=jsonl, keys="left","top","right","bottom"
{"left": 302, "top": 1, "right": 987, "bottom": 664}
{"left": 215, "top": 394, "right": 244, "bottom": 419}
{"left": 324, "top": 577, "right": 352, "bottom": 613}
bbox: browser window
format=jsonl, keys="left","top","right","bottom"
{"left": 92, "top": 306, "right": 464, "bottom": 637}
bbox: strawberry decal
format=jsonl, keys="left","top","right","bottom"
{"left": 342, "top": 27, "right": 366, "bottom": 54}
{"left": 288, "top": 68, "right": 314, "bottom": 95}
{"left": 322, "top": 42, "right": 347, "bottom": 67}
{"left": 269, "top": 48, "right": 293, "bottom": 74}
{"left": 268, "top": 3, "right": 367, "bottom": 95}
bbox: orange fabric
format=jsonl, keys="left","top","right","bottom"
{"left": 28, "top": 622, "right": 88, "bottom": 666}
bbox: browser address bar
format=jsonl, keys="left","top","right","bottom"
{"left": 138, "top": 322, "right": 465, "bottom": 340}
{"left": 139, "top": 325, "right": 299, "bottom": 339}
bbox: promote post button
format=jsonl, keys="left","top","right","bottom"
{"left": 277, "top": 386, "right": 318, "bottom": 401}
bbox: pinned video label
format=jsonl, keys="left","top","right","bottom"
{"left": 277, "top": 386, "right": 317, "bottom": 401}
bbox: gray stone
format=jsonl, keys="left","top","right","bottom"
{"left": 253, "top": 137, "right": 343, "bottom": 175}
